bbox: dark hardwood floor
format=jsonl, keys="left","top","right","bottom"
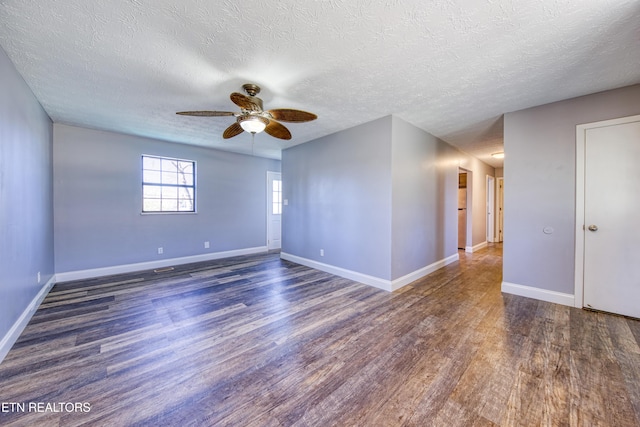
{"left": 1, "top": 245, "right": 639, "bottom": 426}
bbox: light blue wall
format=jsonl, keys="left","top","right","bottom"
{"left": 504, "top": 84, "right": 640, "bottom": 294}
{"left": 391, "top": 117, "right": 460, "bottom": 279}
{"left": 0, "top": 47, "right": 54, "bottom": 341}
{"left": 54, "top": 124, "right": 280, "bottom": 273}
{"left": 282, "top": 117, "right": 393, "bottom": 280}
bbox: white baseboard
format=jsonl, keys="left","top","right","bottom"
{"left": 56, "top": 246, "right": 268, "bottom": 282}
{"left": 280, "top": 252, "right": 459, "bottom": 293}
{"left": 501, "top": 281, "right": 575, "bottom": 307}
{"left": 465, "top": 241, "right": 488, "bottom": 253}
{"left": 280, "top": 252, "right": 393, "bottom": 291}
{"left": 390, "top": 253, "right": 459, "bottom": 291}
{"left": 0, "top": 275, "right": 56, "bottom": 364}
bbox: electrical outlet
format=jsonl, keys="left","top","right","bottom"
{"left": 320, "top": 249, "right": 324, "bottom": 257}
{"left": 157, "top": 247, "right": 163, "bottom": 255}
{"left": 204, "top": 241, "right": 210, "bottom": 249}
{"left": 37, "top": 272, "right": 41, "bottom": 284}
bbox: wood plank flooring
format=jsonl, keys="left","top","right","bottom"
{"left": 1, "top": 245, "right": 639, "bottom": 426}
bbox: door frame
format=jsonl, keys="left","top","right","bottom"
{"left": 266, "top": 171, "right": 282, "bottom": 250}
{"left": 486, "top": 175, "right": 495, "bottom": 243}
{"left": 496, "top": 177, "right": 504, "bottom": 242}
{"left": 574, "top": 114, "right": 640, "bottom": 308}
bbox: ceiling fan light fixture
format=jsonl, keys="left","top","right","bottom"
{"left": 491, "top": 152, "right": 505, "bottom": 159}
{"left": 239, "top": 115, "right": 268, "bottom": 134}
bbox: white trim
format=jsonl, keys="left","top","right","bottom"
{"left": 501, "top": 281, "right": 575, "bottom": 307}
{"left": 0, "top": 275, "right": 56, "bottom": 364}
{"left": 486, "top": 175, "right": 495, "bottom": 243}
{"left": 575, "top": 122, "right": 586, "bottom": 309}
{"left": 390, "top": 253, "right": 459, "bottom": 291}
{"left": 56, "top": 246, "right": 268, "bottom": 282}
{"left": 496, "top": 177, "right": 504, "bottom": 242}
{"left": 574, "top": 114, "right": 640, "bottom": 309}
{"left": 465, "top": 241, "right": 487, "bottom": 253}
{"left": 280, "top": 252, "right": 393, "bottom": 291}
{"left": 280, "top": 252, "right": 459, "bottom": 292}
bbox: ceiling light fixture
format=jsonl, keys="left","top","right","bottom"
{"left": 238, "top": 115, "right": 268, "bottom": 134}
{"left": 491, "top": 152, "right": 505, "bottom": 159}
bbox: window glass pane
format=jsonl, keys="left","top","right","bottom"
{"left": 143, "top": 156, "right": 161, "bottom": 170}
{"left": 161, "top": 159, "right": 177, "bottom": 172}
{"left": 162, "top": 199, "right": 178, "bottom": 211}
{"left": 161, "top": 186, "right": 178, "bottom": 199}
{"left": 272, "top": 179, "right": 282, "bottom": 215}
{"left": 178, "top": 161, "right": 193, "bottom": 174}
{"left": 178, "top": 187, "right": 193, "bottom": 200}
{"left": 180, "top": 173, "right": 194, "bottom": 186}
{"left": 143, "top": 170, "right": 161, "bottom": 184}
{"left": 162, "top": 171, "right": 178, "bottom": 185}
{"left": 143, "top": 185, "right": 162, "bottom": 198}
{"left": 143, "top": 199, "right": 161, "bottom": 212}
{"left": 178, "top": 200, "right": 193, "bottom": 211}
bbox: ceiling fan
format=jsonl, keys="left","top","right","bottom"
{"left": 177, "top": 83, "right": 317, "bottom": 140}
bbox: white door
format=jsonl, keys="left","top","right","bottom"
{"left": 266, "top": 171, "right": 282, "bottom": 250}
{"left": 581, "top": 116, "right": 640, "bottom": 318}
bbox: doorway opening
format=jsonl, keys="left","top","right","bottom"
{"left": 458, "top": 169, "right": 470, "bottom": 251}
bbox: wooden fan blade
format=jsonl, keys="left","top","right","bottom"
{"left": 176, "top": 111, "right": 235, "bottom": 117}
{"left": 223, "top": 122, "right": 244, "bottom": 139}
{"left": 267, "top": 109, "right": 317, "bottom": 123}
{"left": 265, "top": 120, "right": 292, "bottom": 140}
{"left": 230, "top": 92, "right": 262, "bottom": 111}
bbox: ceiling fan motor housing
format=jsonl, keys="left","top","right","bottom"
{"left": 242, "top": 83, "right": 261, "bottom": 97}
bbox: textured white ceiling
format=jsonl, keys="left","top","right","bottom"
{"left": 1, "top": 0, "right": 639, "bottom": 168}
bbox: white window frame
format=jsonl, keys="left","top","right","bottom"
{"left": 141, "top": 154, "right": 196, "bottom": 214}
{"left": 272, "top": 178, "right": 282, "bottom": 215}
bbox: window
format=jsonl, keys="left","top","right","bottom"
{"left": 272, "top": 179, "right": 282, "bottom": 215}
{"left": 142, "top": 155, "right": 195, "bottom": 213}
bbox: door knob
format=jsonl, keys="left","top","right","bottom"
{"left": 588, "top": 224, "right": 598, "bottom": 232}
